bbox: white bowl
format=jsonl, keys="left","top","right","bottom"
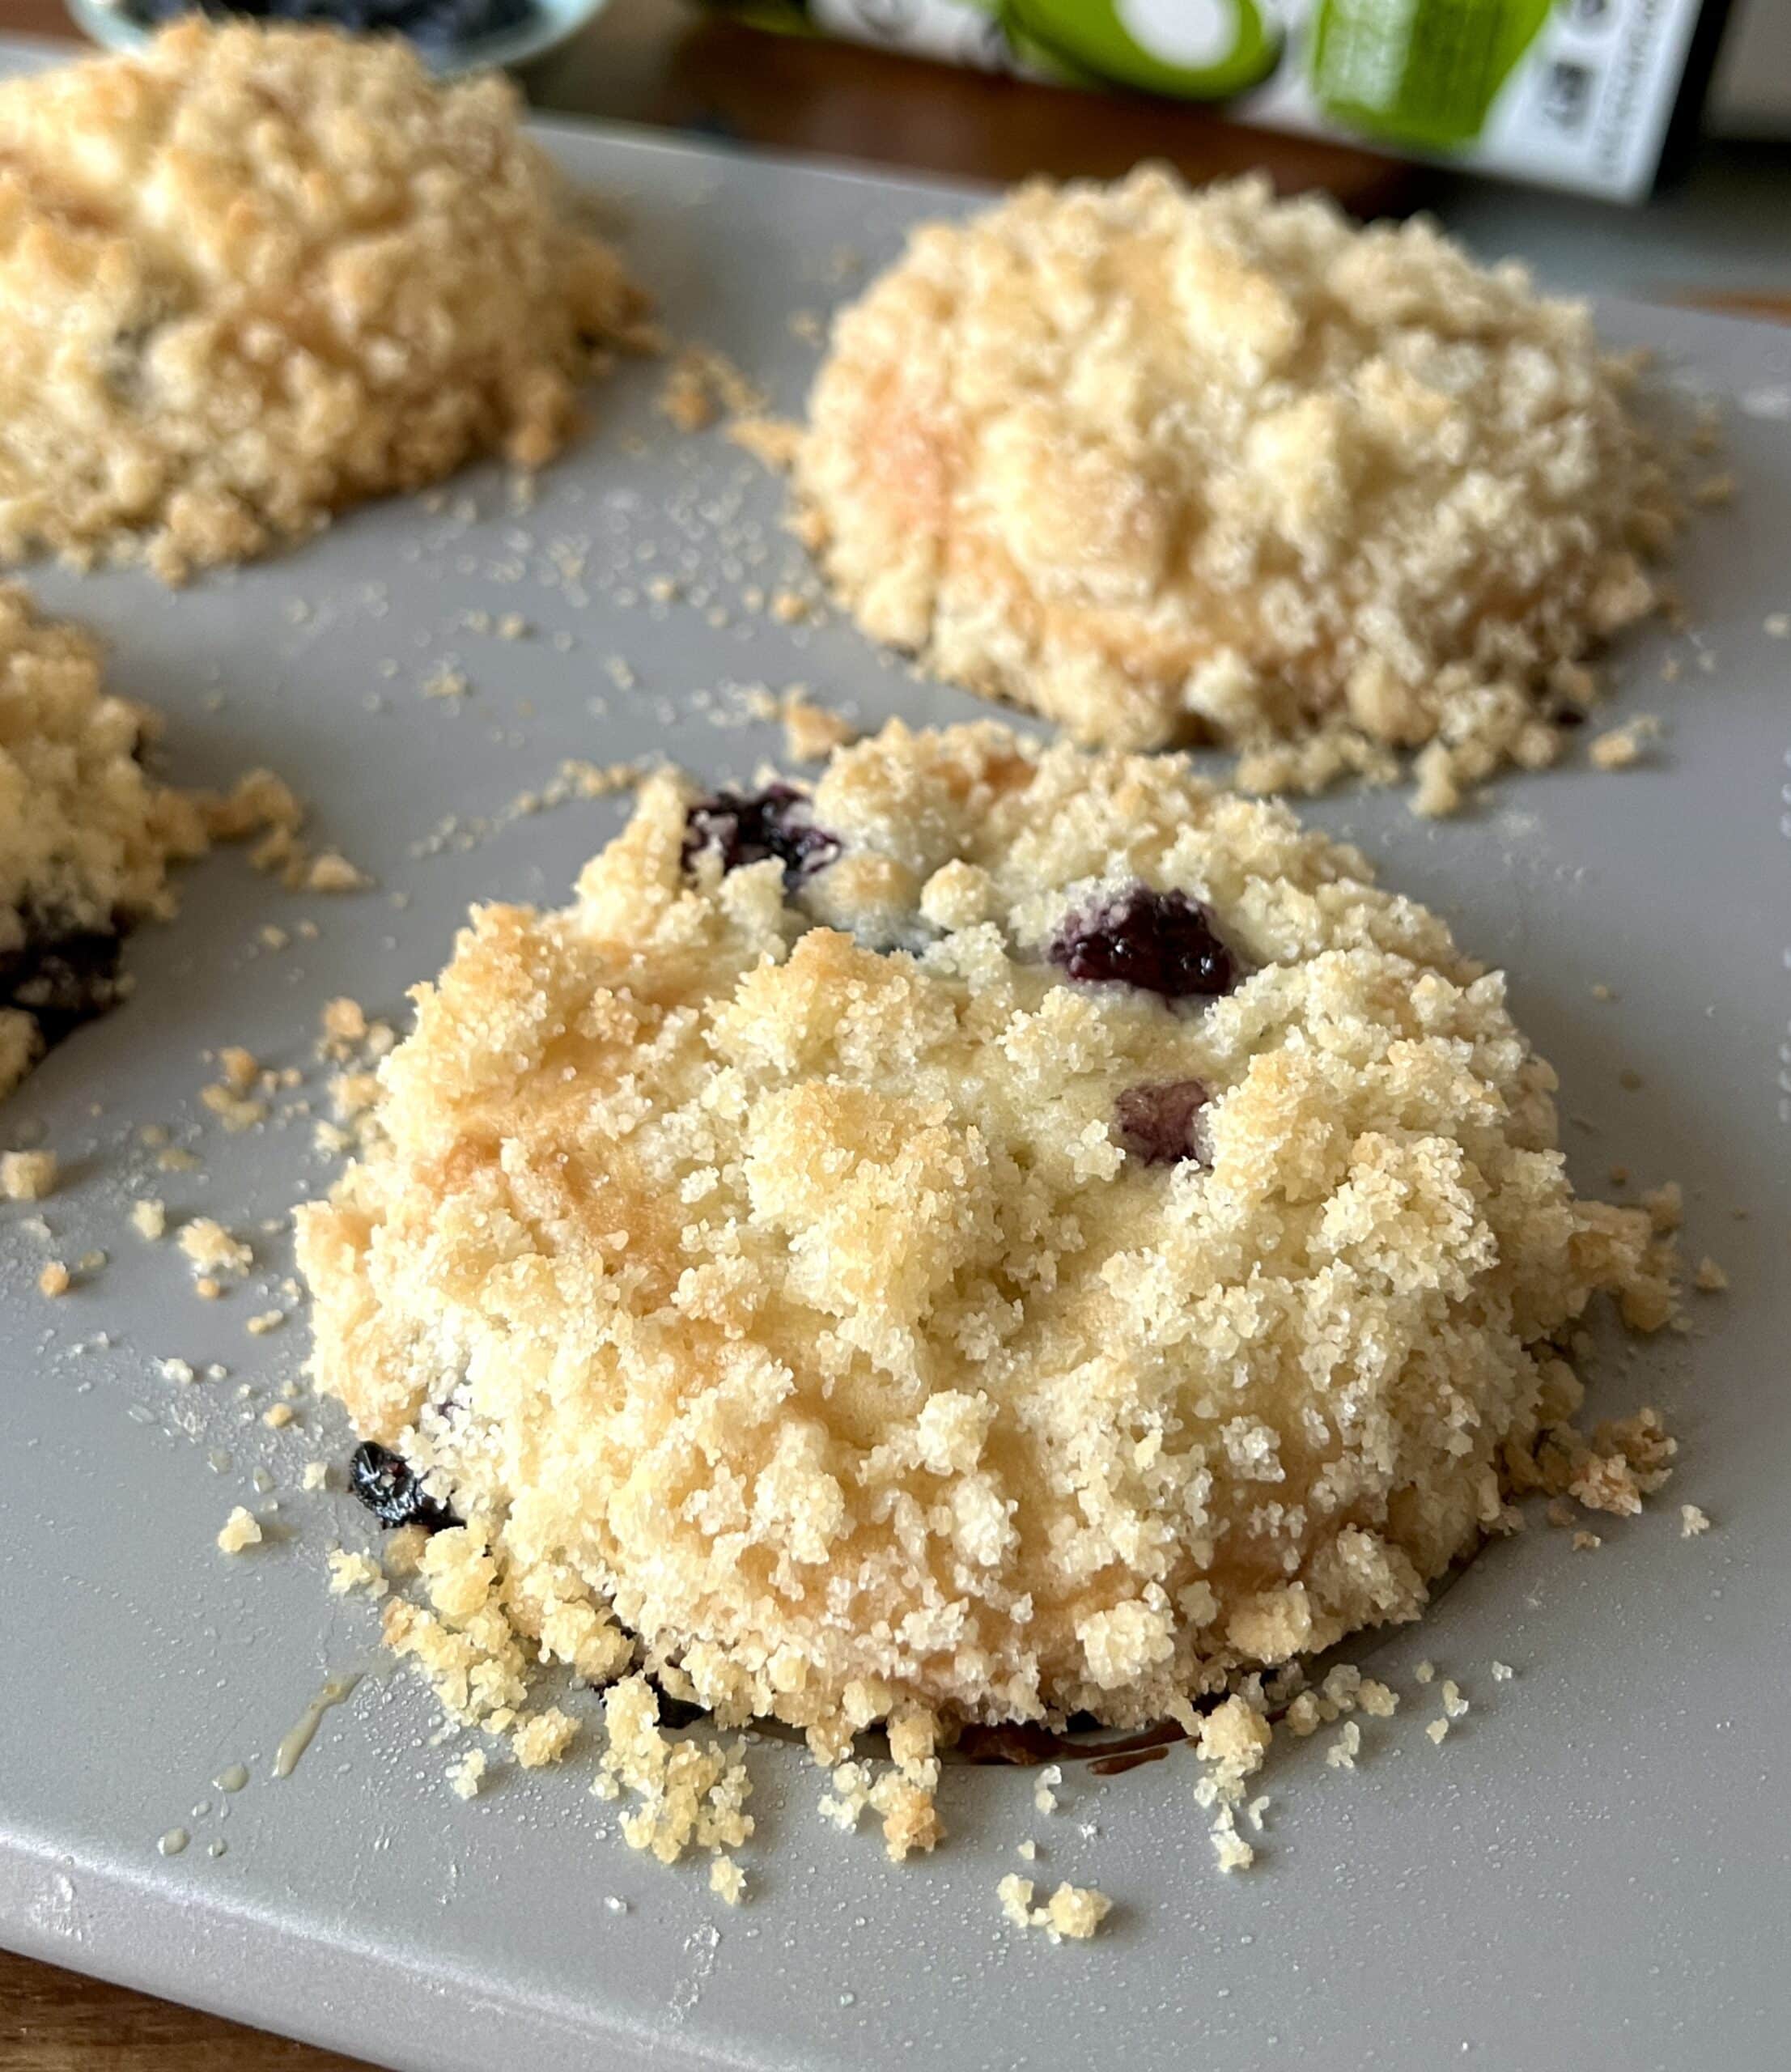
{"left": 63, "top": 0, "right": 612, "bottom": 78}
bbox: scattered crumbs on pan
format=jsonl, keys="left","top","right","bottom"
{"left": 726, "top": 416, "right": 804, "bottom": 471}
{"left": 1589, "top": 714, "right": 1662, "bottom": 770}
{"left": 0, "top": 1148, "right": 57, "bottom": 1200}
{"left": 217, "top": 1507, "right": 262, "bottom": 1554}
{"left": 998, "top": 1875, "right": 1113, "bottom": 1942}
{"left": 422, "top": 664, "right": 470, "bottom": 702}
{"left": 177, "top": 1218, "right": 252, "bottom": 1281}
{"left": 447, "top": 1747, "right": 487, "bottom": 1800}
{"left": 657, "top": 345, "right": 767, "bottom": 435}
{"left": 326, "top": 1548, "right": 387, "bottom": 1599}
{"left": 303, "top": 851, "right": 372, "bottom": 895}
{"left": 1680, "top": 1505, "right": 1712, "bottom": 1538}
{"left": 779, "top": 686, "right": 857, "bottom": 762}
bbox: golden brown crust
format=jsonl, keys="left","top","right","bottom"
{"left": 0, "top": 23, "right": 650, "bottom": 580}
{"left": 297, "top": 720, "right": 1670, "bottom": 1743}
{"left": 795, "top": 170, "right": 1671, "bottom": 802}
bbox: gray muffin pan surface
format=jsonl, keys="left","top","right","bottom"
{"left": 1, "top": 42, "right": 1789, "bottom": 2070}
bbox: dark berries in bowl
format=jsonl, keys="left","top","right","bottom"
{"left": 348, "top": 1441, "right": 459, "bottom": 1533}
{"left": 1114, "top": 1079, "right": 1212, "bottom": 1167}
{"left": 682, "top": 784, "right": 841, "bottom": 886}
{"left": 1050, "top": 885, "right": 1238, "bottom": 1000}
{"left": 124, "top": 0, "right": 537, "bottom": 54}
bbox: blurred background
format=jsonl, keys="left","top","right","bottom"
{"left": 23, "top": 0, "right": 1791, "bottom": 310}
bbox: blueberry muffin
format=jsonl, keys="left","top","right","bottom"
{"left": 296, "top": 720, "right": 1670, "bottom": 1742}
{"left": 793, "top": 171, "right": 1673, "bottom": 808}
{"left": 0, "top": 21, "right": 650, "bottom": 581}
{"left": 0, "top": 585, "right": 206, "bottom": 1098}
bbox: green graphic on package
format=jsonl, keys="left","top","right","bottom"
{"left": 996, "top": 0, "right": 1280, "bottom": 99}
{"left": 707, "top": 0, "right": 1711, "bottom": 204}
{"left": 995, "top": 0, "right": 1550, "bottom": 131}
{"left": 1310, "top": 0, "right": 1552, "bottom": 147}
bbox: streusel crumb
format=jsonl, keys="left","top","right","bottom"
{"left": 0, "top": 1149, "right": 57, "bottom": 1200}
{"left": 447, "top": 1747, "right": 486, "bottom": 1800}
{"left": 217, "top": 1506, "right": 261, "bottom": 1553}
{"left": 177, "top": 1217, "right": 250, "bottom": 1280}
{"left": 0, "top": 22, "right": 651, "bottom": 581}
{"left": 998, "top": 1874, "right": 1112, "bottom": 1941}
{"left": 1208, "top": 1823, "right": 1255, "bottom": 1873}
{"left": 657, "top": 345, "right": 764, "bottom": 435}
{"left": 781, "top": 687, "right": 857, "bottom": 762}
{"left": 795, "top": 169, "right": 1670, "bottom": 808}
{"left": 327, "top": 1548, "right": 386, "bottom": 1599}
{"left": 299, "top": 719, "right": 1672, "bottom": 1761}
{"left": 594, "top": 1675, "right": 754, "bottom": 1866}
{"left": 1589, "top": 715, "right": 1662, "bottom": 771}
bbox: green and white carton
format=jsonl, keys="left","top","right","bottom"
{"left": 710, "top": 0, "right": 1729, "bottom": 201}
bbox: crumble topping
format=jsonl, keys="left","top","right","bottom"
{"left": 794, "top": 169, "right": 1671, "bottom": 808}
{"left": 0, "top": 22, "right": 651, "bottom": 581}
{"left": 592, "top": 1676, "right": 754, "bottom": 1867}
{"left": 298, "top": 717, "right": 1676, "bottom": 1807}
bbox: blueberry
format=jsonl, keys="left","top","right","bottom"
{"left": 0, "top": 919, "right": 126, "bottom": 1055}
{"left": 348, "top": 1441, "right": 459, "bottom": 1533}
{"left": 1114, "top": 1078, "right": 1211, "bottom": 1166}
{"left": 1049, "top": 885, "right": 1238, "bottom": 1000}
{"left": 681, "top": 784, "right": 841, "bottom": 886}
